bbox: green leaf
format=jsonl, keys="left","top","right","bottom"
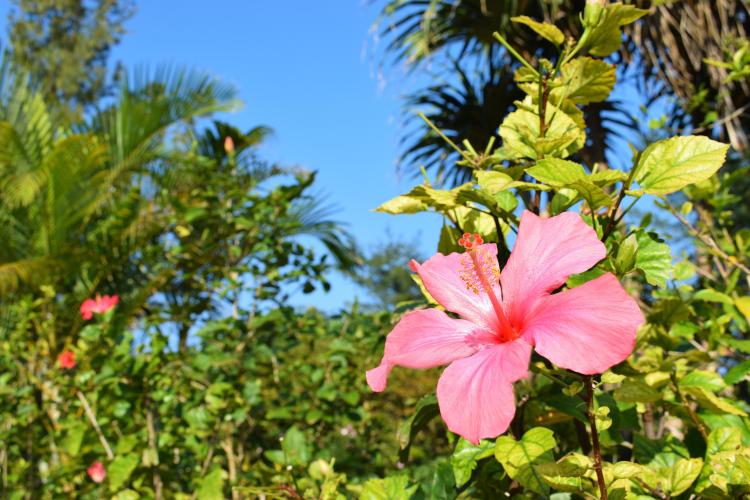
{"left": 614, "top": 380, "right": 662, "bottom": 403}
{"left": 668, "top": 458, "right": 703, "bottom": 495}
{"left": 735, "top": 296, "right": 750, "bottom": 322}
{"left": 537, "top": 453, "right": 593, "bottom": 494}
{"left": 451, "top": 439, "right": 495, "bottom": 487}
{"left": 615, "top": 234, "right": 638, "bottom": 275}
{"left": 583, "top": 3, "right": 649, "bottom": 57}
{"left": 374, "top": 195, "right": 427, "bottom": 214}
{"left": 526, "top": 159, "right": 586, "bottom": 186}
{"left": 725, "top": 360, "right": 750, "bottom": 385}
{"left": 398, "top": 394, "right": 440, "bottom": 461}
{"left": 61, "top": 423, "right": 85, "bottom": 457}
{"left": 635, "top": 230, "right": 672, "bottom": 287}
{"left": 559, "top": 57, "right": 616, "bottom": 104}
{"left": 634, "top": 136, "right": 730, "bottom": 195}
{"left": 683, "top": 385, "right": 748, "bottom": 416}
{"left": 476, "top": 170, "right": 513, "bottom": 193}
{"left": 108, "top": 453, "right": 139, "bottom": 491}
{"left": 495, "top": 427, "right": 556, "bottom": 494}
{"left": 500, "top": 100, "right": 584, "bottom": 160}
{"left": 707, "top": 427, "right": 742, "bottom": 456}
{"left": 680, "top": 370, "right": 727, "bottom": 393}
{"left": 511, "top": 16, "right": 565, "bottom": 45}
{"left": 282, "top": 426, "right": 311, "bottom": 466}
{"left": 568, "top": 180, "right": 612, "bottom": 209}
{"left": 693, "top": 288, "right": 734, "bottom": 305}
{"left": 197, "top": 467, "right": 225, "bottom": 500}
{"left": 361, "top": 475, "right": 417, "bottom": 500}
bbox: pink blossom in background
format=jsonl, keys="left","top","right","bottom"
{"left": 224, "top": 136, "right": 235, "bottom": 153}
{"left": 366, "top": 210, "right": 644, "bottom": 444}
{"left": 80, "top": 294, "right": 119, "bottom": 321}
{"left": 87, "top": 461, "right": 106, "bottom": 483}
{"left": 57, "top": 351, "right": 76, "bottom": 370}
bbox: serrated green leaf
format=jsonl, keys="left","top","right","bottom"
{"left": 476, "top": 170, "right": 513, "bottom": 193}
{"left": 635, "top": 230, "right": 672, "bottom": 287}
{"left": 537, "top": 453, "right": 593, "bottom": 494}
{"left": 495, "top": 427, "right": 556, "bottom": 494}
{"left": 680, "top": 370, "right": 727, "bottom": 393}
{"left": 526, "top": 159, "right": 586, "bottom": 186}
{"left": 511, "top": 15, "right": 565, "bottom": 45}
{"left": 614, "top": 380, "right": 661, "bottom": 403}
{"left": 500, "top": 100, "right": 584, "bottom": 160}
{"left": 450, "top": 439, "right": 495, "bottom": 487}
{"left": 583, "top": 3, "right": 649, "bottom": 57}
{"left": 634, "top": 136, "right": 729, "bottom": 195}
{"left": 567, "top": 179, "right": 612, "bottom": 209}
{"left": 361, "top": 475, "right": 417, "bottom": 500}
{"left": 707, "top": 427, "right": 743, "bottom": 456}
{"left": 615, "top": 234, "right": 638, "bottom": 275}
{"left": 683, "top": 385, "right": 748, "bottom": 416}
{"left": 559, "top": 57, "right": 616, "bottom": 104}
{"left": 669, "top": 458, "right": 703, "bottom": 495}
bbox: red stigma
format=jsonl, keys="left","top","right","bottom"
{"left": 458, "top": 233, "right": 484, "bottom": 250}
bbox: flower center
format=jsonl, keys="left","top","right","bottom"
{"left": 458, "top": 234, "right": 517, "bottom": 342}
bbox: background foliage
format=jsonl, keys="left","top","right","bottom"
{"left": 1, "top": 0, "right": 750, "bottom": 498}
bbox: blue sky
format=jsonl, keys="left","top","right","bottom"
{"left": 1, "top": 2, "right": 667, "bottom": 311}
{"left": 109, "top": 1, "right": 443, "bottom": 311}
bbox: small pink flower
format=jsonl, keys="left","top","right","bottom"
{"left": 57, "top": 351, "right": 76, "bottom": 370}
{"left": 80, "top": 294, "right": 119, "bottom": 321}
{"left": 87, "top": 461, "right": 106, "bottom": 483}
{"left": 367, "top": 211, "right": 644, "bottom": 444}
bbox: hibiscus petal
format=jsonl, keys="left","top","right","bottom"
{"left": 523, "top": 273, "right": 644, "bottom": 375}
{"left": 501, "top": 211, "right": 606, "bottom": 324}
{"left": 436, "top": 339, "right": 531, "bottom": 444}
{"left": 410, "top": 243, "right": 502, "bottom": 331}
{"left": 366, "top": 309, "right": 492, "bottom": 392}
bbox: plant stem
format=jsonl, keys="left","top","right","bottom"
{"left": 670, "top": 372, "right": 709, "bottom": 441}
{"left": 493, "top": 32, "right": 539, "bottom": 75}
{"left": 76, "top": 390, "right": 114, "bottom": 460}
{"left": 584, "top": 376, "right": 608, "bottom": 500}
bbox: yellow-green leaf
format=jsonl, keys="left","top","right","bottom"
{"left": 634, "top": 136, "right": 730, "bottom": 195}
{"left": 495, "top": 427, "right": 556, "bottom": 494}
{"left": 559, "top": 57, "right": 616, "bottom": 104}
{"left": 511, "top": 15, "right": 565, "bottom": 45}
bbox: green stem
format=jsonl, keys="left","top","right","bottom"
{"left": 493, "top": 32, "right": 538, "bottom": 75}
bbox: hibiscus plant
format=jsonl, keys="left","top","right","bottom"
{"left": 365, "top": 2, "right": 749, "bottom": 498}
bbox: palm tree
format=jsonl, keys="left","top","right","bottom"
{"left": 374, "top": 0, "right": 750, "bottom": 184}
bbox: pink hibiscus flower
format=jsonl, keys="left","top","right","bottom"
{"left": 366, "top": 210, "right": 644, "bottom": 444}
{"left": 87, "top": 460, "right": 106, "bottom": 483}
{"left": 57, "top": 350, "right": 76, "bottom": 370}
{"left": 80, "top": 294, "right": 119, "bottom": 321}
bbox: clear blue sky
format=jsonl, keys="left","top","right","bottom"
{"left": 1, "top": 1, "right": 665, "bottom": 311}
